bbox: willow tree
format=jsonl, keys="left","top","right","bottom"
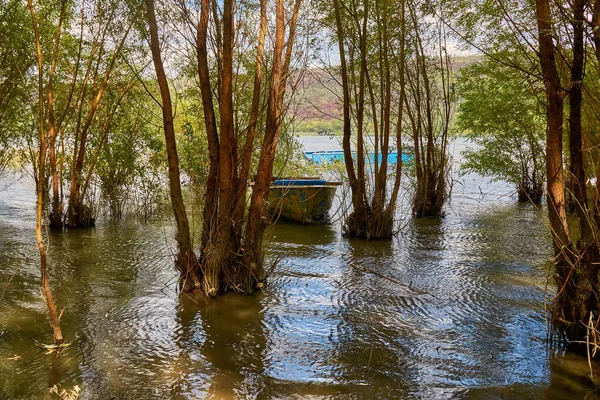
{"left": 455, "top": 57, "right": 545, "bottom": 203}
{"left": 20, "top": 0, "right": 135, "bottom": 230}
{"left": 534, "top": 0, "right": 600, "bottom": 344}
{"left": 146, "top": 0, "right": 200, "bottom": 289}
{"left": 404, "top": 1, "right": 453, "bottom": 218}
{"left": 29, "top": 0, "right": 64, "bottom": 345}
{"left": 331, "top": 0, "right": 407, "bottom": 239}
{"left": 441, "top": 0, "right": 600, "bottom": 345}
{"left": 65, "top": 0, "right": 133, "bottom": 229}
{"left": 195, "top": 0, "right": 304, "bottom": 295}
{"left": 148, "top": 0, "right": 304, "bottom": 294}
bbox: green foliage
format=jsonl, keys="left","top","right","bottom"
{"left": 294, "top": 118, "right": 343, "bottom": 135}
{"left": 455, "top": 56, "right": 545, "bottom": 200}
{"left": 95, "top": 81, "right": 167, "bottom": 218}
{"left": 0, "top": 0, "right": 35, "bottom": 175}
{"left": 178, "top": 119, "right": 209, "bottom": 184}
{"left": 272, "top": 123, "right": 321, "bottom": 178}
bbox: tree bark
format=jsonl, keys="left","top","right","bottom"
{"left": 29, "top": 0, "right": 64, "bottom": 345}
{"left": 568, "top": 0, "right": 589, "bottom": 240}
{"left": 242, "top": 0, "right": 286, "bottom": 290}
{"left": 333, "top": 0, "right": 407, "bottom": 238}
{"left": 146, "top": 0, "right": 200, "bottom": 291}
{"left": 200, "top": 0, "right": 237, "bottom": 297}
{"left": 535, "top": 0, "right": 571, "bottom": 260}
{"left": 196, "top": 0, "right": 220, "bottom": 257}
{"left": 48, "top": 0, "right": 67, "bottom": 231}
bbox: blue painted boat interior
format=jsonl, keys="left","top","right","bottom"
{"left": 304, "top": 150, "right": 412, "bottom": 165}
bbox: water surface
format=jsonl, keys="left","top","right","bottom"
{"left": 1, "top": 139, "right": 598, "bottom": 399}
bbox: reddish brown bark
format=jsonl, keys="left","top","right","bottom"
{"left": 146, "top": 0, "right": 200, "bottom": 291}
{"left": 242, "top": 0, "right": 286, "bottom": 288}
{"left": 535, "top": 0, "right": 571, "bottom": 260}
{"left": 196, "top": 0, "right": 220, "bottom": 256}
{"left": 195, "top": 0, "right": 303, "bottom": 295}
{"left": 66, "top": 18, "right": 131, "bottom": 229}
{"left": 29, "top": 0, "right": 64, "bottom": 345}
{"left": 200, "top": 0, "right": 237, "bottom": 296}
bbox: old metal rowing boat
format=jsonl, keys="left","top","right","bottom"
{"left": 268, "top": 178, "right": 339, "bottom": 223}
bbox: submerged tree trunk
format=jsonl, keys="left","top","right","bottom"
{"left": 66, "top": 18, "right": 130, "bottom": 230}
{"left": 536, "top": 0, "right": 600, "bottom": 344}
{"left": 333, "top": 0, "right": 405, "bottom": 239}
{"left": 146, "top": 0, "right": 200, "bottom": 291}
{"left": 200, "top": 0, "right": 237, "bottom": 297}
{"left": 194, "top": 0, "right": 302, "bottom": 296}
{"left": 47, "top": 0, "right": 66, "bottom": 231}
{"left": 29, "top": 0, "right": 64, "bottom": 345}
{"left": 568, "top": 0, "right": 589, "bottom": 240}
{"left": 242, "top": 0, "right": 286, "bottom": 291}
{"left": 196, "top": 0, "right": 220, "bottom": 259}
{"left": 405, "top": 6, "right": 451, "bottom": 218}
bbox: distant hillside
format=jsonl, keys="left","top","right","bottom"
{"left": 290, "top": 55, "right": 481, "bottom": 135}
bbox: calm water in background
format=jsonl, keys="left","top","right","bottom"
{"left": 0, "top": 137, "right": 598, "bottom": 399}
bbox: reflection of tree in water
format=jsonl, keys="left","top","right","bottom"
{"left": 172, "top": 292, "right": 268, "bottom": 399}
{"left": 49, "top": 221, "right": 144, "bottom": 397}
{"left": 46, "top": 219, "right": 173, "bottom": 398}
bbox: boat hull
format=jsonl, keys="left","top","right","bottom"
{"left": 268, "top": 184, "right": 337, "bottom": 223}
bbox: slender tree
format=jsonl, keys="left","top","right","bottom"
{"left": 189, "top": 0, "right": 304, "bottom": 295}
{"left": 66, "top": 8, "right": 132, "bottom": 229}
{"left": 146, "top": 0, "right": 201, "bottom": 290}
{"left": 29, "top": 0, "right": 64, "bottom": 345}
{"left": 404, "top": 1, "right": 453, "bottom": 218}
{"left": 331, "top": 0, "right": 407, "bottom": 239}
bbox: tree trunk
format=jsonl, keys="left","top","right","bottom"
{"left": 146, "top": 0, "right": 200, "bottom": 291}
{"left": 568, "top": 0, "right": 590, "bottom": 240}
{"left": 196, "top": 0, "right": 220, "bottom": 258}
{"left": 535, "top": 0, "right": 571, "bottom": 262}
{"left": 47, "top": 0, "right": 66, "bottom": 231}
{"left": 333, "top": 0, "right": 405, "bottom": 239}
{"left": 333, "top": 0, "right": 371, "bottom": 239}
{"left": 29, "top": 0, "right": 64, "bottom": 345}
{"left": 242, "top": 0, "right": 286, "bottom": 292}
{"left": 534, "top": 0, "right": 600, "bottom": 344}
{"left": 200, "top": 0, "right": 237, "bottom": 297}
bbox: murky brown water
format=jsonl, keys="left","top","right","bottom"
{"left": 1, "top": 139, "right": 600, "bottom": 399}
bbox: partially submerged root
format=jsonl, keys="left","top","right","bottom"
{"left": 175, "top": 251, "right": 202, "bottom": 293}
{"left": 178, "top": 247, "right": 262, "bottom": 297}
{"left": 344, "top": 209, "right": 394, "bottom": 240}
{"left": 551, "top": 242, "right": 600, "bottom": 348}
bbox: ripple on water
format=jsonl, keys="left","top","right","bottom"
{"left": 1, "top": 154, "right": 598, "bottom": 399}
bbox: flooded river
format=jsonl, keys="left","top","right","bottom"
{"left": 0, "top": 138, "right": 598, "bottom": 399}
